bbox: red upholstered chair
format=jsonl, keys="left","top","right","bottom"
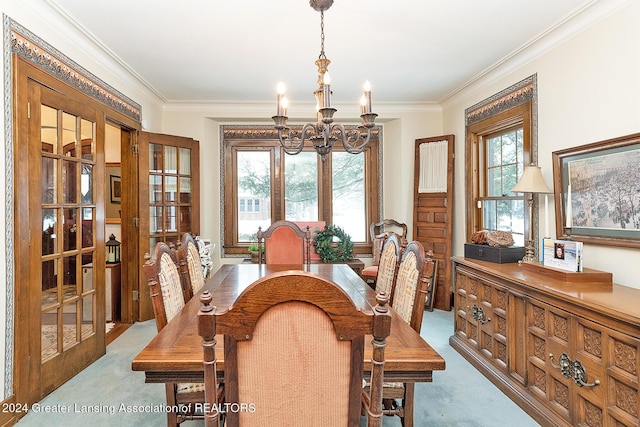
{"left": 143, "top": 242, "right": 212, "bottom": 426}
{"left": 257, "top": 220, "right": 311, "bottom": 266}
{"left": 197, "top": 271, "right": 392, "bottom": 427}
{"left": 362, "top": 219, "right": 408, "bottom": 286}
{"left": 373, "top": 233, "right": 405, "bottom": 302}
{"left": 294, "top": 221, "right": 325, "bottom": 261}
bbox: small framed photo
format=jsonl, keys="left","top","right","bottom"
{"left": 110, "top": 175, "right": 121, "bottom": 204}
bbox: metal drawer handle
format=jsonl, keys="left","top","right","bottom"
{"left": 466, "top": 304, "right": 491, "bottom": 325}
{"left": 549, "top": 353, "right": 600, "bottom": 387}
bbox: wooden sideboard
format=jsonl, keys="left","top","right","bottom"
{"left": 450, "top": 257, "right": 640, "bottom": 427}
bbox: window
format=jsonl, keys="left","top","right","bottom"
{"left": 481, "top": 126, "right": 526, "bottom": 245}
{"left": 465, "top": 75, "right": 537, "bottom": 247}
{"left": 222, "top": 126, "right": 381, "bottom": 255}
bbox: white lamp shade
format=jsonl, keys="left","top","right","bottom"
{"left": 512, "top": 166, "right": 552, "bottom": 194}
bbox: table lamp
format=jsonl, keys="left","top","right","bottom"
{"left": 511, "top": 165, "right": 552, "bottom": 263}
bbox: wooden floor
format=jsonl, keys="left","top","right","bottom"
{"left": 105, "top": 322, "right": 132, "bottom": 346}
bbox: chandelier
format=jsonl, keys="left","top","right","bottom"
{"left": 272, "top": 0, "right": 378, "bottom": 161}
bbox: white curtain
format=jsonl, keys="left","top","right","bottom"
{"left": 418, "top": 140, "right": 448, "bottom": 193}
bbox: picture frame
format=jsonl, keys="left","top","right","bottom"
{"left": 552, "top": 132, "right": 640, "bottom": 249}
{"left": 110, "top": 175, "right": 122, "bottom": 204}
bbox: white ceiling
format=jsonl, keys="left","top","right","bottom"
{"left": 47, "top": 0, "right": 595, "bottom": 105}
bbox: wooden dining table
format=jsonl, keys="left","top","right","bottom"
{"left": 131, "top": 263, "right": 446, "bottom": 384}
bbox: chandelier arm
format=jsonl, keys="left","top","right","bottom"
{"left": 277, "top": 127, "right": 305, "bottom": 156}
{"left": 336, "top": 124, "right": 372, "bottom": 153}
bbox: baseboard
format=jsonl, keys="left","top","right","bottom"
{"left": 0, "top": 395, "right": 17, "bottom": 426}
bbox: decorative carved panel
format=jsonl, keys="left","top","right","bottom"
{"left": 497, "top": 316, "right": 507, "bottom": 336}
{"left": 534, "top": 365, "right": 547, "bottom": 393}
{"left": 582, "top": 326, "right": 602, "bottom": 359}
{"left": 614, "top": 379, "right": 638, "bottom": 417}
{"left": 533, "top": 305, "right": 545, "bottom": 330}
{"left": 470, "top": 323, "right": 478, "bottom": 343}
{"left": 614, "top": 339, "right": 638, "bottom": 376}
{"left": 497, "top": 341, "right": 507, "bottom": 364}
{"left": 481, "top": 331, "right": 492, "bottom": 353}
{"left": 534, "top": 336, "right": 546, "bottom": 360}
{"left": 553, "top": 378, "right": 570, "bottom": 409}
{"left": 583, "top": 398, "right": 603, "bottom": 427}
{"left": 552, "top": 313, "right": 569, "bottom": 342}
{"left": 469, "top": 278, "right": 477, "bottom": 297}
{"left": 482, "top": 283, "right": 492, "bottom": 302}
{"left": 496, "top": 289, "right": 507, "bottom": 310}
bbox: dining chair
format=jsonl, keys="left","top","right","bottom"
{"left": 256, "top": 220, "right": 311, "bottom": 266}
{"left": 361, "top": 219, "right": 408, "bottom": 286}
{"left": 176, "top": 232, "right": 207, "bottom": 302}
{"left": 379, "top": 241, "right": 437, "bottom": 427}
{"left": 374, "top": 233, "right": 405, "bottom": 303}
{"left": 143, "top": 242, "right": 212, "bottom": 427}
{"left": 197, "top": 271, "right": 392, "bottom": 427}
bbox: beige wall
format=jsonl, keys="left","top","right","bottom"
{"left": 442, "top": 0, "right": 640, "bottom": 288}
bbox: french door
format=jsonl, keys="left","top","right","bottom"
{"left": 14, "top": 73, "right": 105, "bottom": 406}
{"left": 13, "top": 57, "right": 140, "bottom": 411}
{"left": 137, "top": 132, "right": 200, "bottom": 321}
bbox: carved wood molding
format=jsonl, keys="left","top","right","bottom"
{"left": 465, "top": 75, "right": 536, "bottom": 125}
{"left": 8, "top": 18, "right": 141, "bottom": 122}
{"left": 222, "top": 124, "right": 380, "bottom": 141}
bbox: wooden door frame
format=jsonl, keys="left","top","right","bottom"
{"left": 12, "top": 55, "right": 140, "bottom": 412}
{"left": 117, "top": 126, "right": 139, "bottom": 323}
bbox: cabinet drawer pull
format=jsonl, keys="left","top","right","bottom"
{"left": 467, "top": 304, "right": 491, "bottom": 325}
{"left": 549, "top": 353, "right": 600, "bottom": 387}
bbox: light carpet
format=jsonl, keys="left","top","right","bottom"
{"left": 17, "top": 310, "right": 540, "bottom": 426}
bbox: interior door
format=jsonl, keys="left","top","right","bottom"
{"left": 413, "top": 135, "right": 455, "bottom": 311}
{"left": 18, "top": 78, "right": 105, "bottom": 402}
{"left": 137, "top": 132, "right": 200, "bottom": 321}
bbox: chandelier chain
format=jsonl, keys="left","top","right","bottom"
{"left": 319, "top": 11, "right": 326, "bottom": 60}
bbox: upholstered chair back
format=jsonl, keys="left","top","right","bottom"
{"left": 257, "top": 220, "right": 311, "bottom": 266}
{"left": 143, "top": 242, "right": 185, "bottom": 332}
{"left": 392, "top": 241, "right": 430, "bottom": 332}
{"left": 180, "top": 233, "right": 206, "bottom": 297}
{"left": 198, "top": 271, "right": 392, "bottom": 427}
{"left": 374, "top": 233, "right": 404, "bottom": 300}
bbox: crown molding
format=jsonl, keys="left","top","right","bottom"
{"left": 440, "top": 0, "right": 633, "bottom": 110}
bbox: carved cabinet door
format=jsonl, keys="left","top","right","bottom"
{"left": 527, "top": 299, "right": 606, "bottom": 425}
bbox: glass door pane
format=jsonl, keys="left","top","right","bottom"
{"left": 40, "top": 104, "right": 96, "bottom": 363}
{"left": 146, "top": 140, "right": 198, "bottom": 246}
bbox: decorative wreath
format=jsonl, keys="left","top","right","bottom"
{"left": 313, "top": 225, "right": 354, "bottom": 263}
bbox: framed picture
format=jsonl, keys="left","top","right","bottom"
{"left": 552, "top": 132, "right": 640, "bottom": 249}
{"left": 110, "top": 175, "right": 122, "bottom": 204}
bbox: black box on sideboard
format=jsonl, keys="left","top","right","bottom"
{"left": 464, "top": 243, "right": 525, "bottom": 264}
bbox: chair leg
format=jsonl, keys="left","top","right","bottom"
{"left": 402, "top": 382, "right": 415, "bottom": 427}
{"left": 165, "top": 383, "right": 179, "bottom": 427}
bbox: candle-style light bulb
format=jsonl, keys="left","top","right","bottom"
{"left": 322, "top": 73, "right": 331, "bottom": 108}
{"left": 281, "top": 96, "right": 288, "bottom": 117}
{"left": 360, "top": 95, "right": 367, "bottom": 115}
{"left": 363, "top": 80, "right": 372, "bottom": 113}
{"left": 276, "top": 82, "right": 285, "bottom": 116}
